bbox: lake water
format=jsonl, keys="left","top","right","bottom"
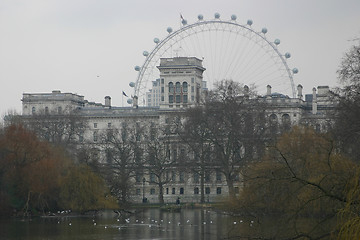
{"left": 0, "top": 208, "right": 251, "bottom": 240}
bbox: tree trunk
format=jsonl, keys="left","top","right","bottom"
{"left": 23, "top": 191, "right": 31, "bottom": 218}
{"left": 158, "top": 181, "right": 164, "bottom": 204}
{"left": 226, "top": 175, "right": 235, "bottom": 199}
{"left": 200, "top": 169, "right": 205, "bottom": 203}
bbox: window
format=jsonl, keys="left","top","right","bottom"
{"left": 179, "top": 171, "right": 184, "bottom": 182}
{"left": 194, "top": 187, "right": 199, "bottom": 195}
{"left": 205, "top": 187, "right": 210, "bottom": 194}
{"left": 172, "top": 188, "right": 176, "bottom": 194}
{"left": 183, "top": 82, "right": 188, "bottom": 92}
{"left": 121, "top": 130, "right": 127, "bottom": 141}
{"left": 94, "top": 123, "right": 98, "bottom": 128}
{"left": 179, "top": 148, "right": 185, "bottom": 162}
{"left": 171, "top": 171, "right": 176, "bottom": 181}
{"left": 150, "top": 173, "right": 156, "bottom": 183}
{"left": 183, "top": 95, "right": 188, "bottom": 103}
{"left": 175, "top": 82, "right": 181, "bottom": 93}
{"left": 93, "top": 131, "right": 98, "bottom": 142}
{"left": 269, "top": 114, "right": 278, "bottom": 125}
{"left": 176, "top": 95, "right": 181, "bottom": 103}
{"left": 161, "top": 87, "right": 164, "bottom": 93}
{"left": 282, "top": 114, "right": 290, "bottom": 124}
{"left": 193, "top": 172, "right": 199, "bottom": 183}
{"left": 161, "top": 96, "right": 164, "bottom": 102}
{"left": 106, "top": 150, "right": 112, "bottom": 164}
{"left": 108, "top": 122, "right": 112, "bottom": 128}
{"left": 150, "top": 188, "right": 156, "bottom": 195}
{"left": 216, "top": 171, "right": 222, "bottom": 181}
{"left": 166, "top": 188, "right": 169, "bottom": 194}
{"left": 106, "top": 129, "right": 113, "bottom": 142}
{"left": 281, "top": 114, "right": 291, "bottom": 131}
{"left": 57, "top": 107, "right": 62, "bottom": 114}
{"left": 161, "top": 78, "right": 164, "bottom": 84}
{"left": 205, "top": 171, "right": 211, "bottom": 183}
{"left": 169, "top": 82, "right": 174, "bottom": 93}
{"left": 216, "top": 187, "right": 222, "bottom": 195}
{"left": 79, "top": 132, "right": 84, "bottom": 143}
{"left": 234, "top": 174, "right": 240, "bottom": 181}
{"left": 191, "top": 78, "right": 195, "bottom": 83}
{"left": 180, "top": 187, "right": 184, "bottom": 195}
{"left": 269, "top": 114, "right": 278, "bottom": 134}
{"left": 191, "top": 86, "right": 194, "bottom": 93}
{"left": 135, "top": 173, "right": 142, "bottom": 183}
{"left": 32, "top": 107, "right": 36, "bottom": 114}
{"left": 169, "top": 95, "right": 174, "bottom": 103}
{"left": 173, "top": 149, "right": 177, "bottom": 161}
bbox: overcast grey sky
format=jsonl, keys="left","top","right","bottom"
{"left": 1, "top": 0, "right": 359, "bottom": 116}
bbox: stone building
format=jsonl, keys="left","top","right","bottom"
{"left": 20, "top": 57, "right": 334, "bottom": 204}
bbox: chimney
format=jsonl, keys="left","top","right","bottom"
{"left": 105, "top": 96, "right": 111, "bottom": 108}
{"left": 312, "top": 88, "right": 317, "bottom": 115}
{"left": 297, "top": 84, "right": 303, "bottom": 99}
{"left": 244, "top": 85, "right": 249, "bottom": 98}
{"left": 133, "top": 96, "right": 138, "bottom": 108}
{"left": 267, "top": 85, "right": 272, "bottom": 96}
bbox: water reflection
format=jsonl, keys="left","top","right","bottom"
{"left": 0, "top": 208, "right": 240, "bottom": 240}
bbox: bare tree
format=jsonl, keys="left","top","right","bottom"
{"left": 101, "top": 122, "right": 144, "bottom": 205}
{"left": 143, "top": 123, "right": 177, "bottom": 204}
{"left": 20, "top": 109, "right": 87, "bottom": 157}
{"left": 333, "top": 42, "right": 360, "bottom": 160}
{"left": 229, "top": 126, "right": 357, "bottom": 240}
{"left": 176, "top": 107, "right": 214, "bottom": 203}
{"left": 181, "top": 80, "right": 267, "bottom": 198}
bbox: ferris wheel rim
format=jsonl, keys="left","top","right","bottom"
{"left": 133, "top": 16, "right": 297, "bottom": 104}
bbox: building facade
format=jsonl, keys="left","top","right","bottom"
{"left": 20, "top": 57, "right": 334, "bottom": 204}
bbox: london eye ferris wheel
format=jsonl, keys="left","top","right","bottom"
{"left": 129, "top": 13, "right": 298, "bottom": 106}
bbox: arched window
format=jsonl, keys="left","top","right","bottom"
{"left": 169, "top": 82, "right": 174, "bottom": 93}
{"left": 175, "top": 82, "right": 181, "bottom": 93}
{"left": 269, "top": 114, "right": 278, "bottom": 125}
{"left": 269, "top": 114, "right": 278, "bottom": 134}
{"left": 281, "top": 114, "right": 291, "bottom": 131}
{"left": 281, "top": 114, "right": 290, "bottom": 124}
{"left": 182, "top": 82, "right": 188, "bottom": 92}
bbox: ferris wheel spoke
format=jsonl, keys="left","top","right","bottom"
{"left": 132, "top": 15, "right": 298, "bottom": 105}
